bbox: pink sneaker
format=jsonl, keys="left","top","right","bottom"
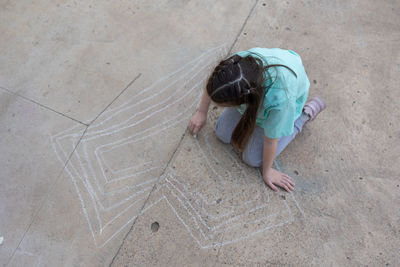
{"left": 303, "top": 96, "right": 326, "bottom": 121}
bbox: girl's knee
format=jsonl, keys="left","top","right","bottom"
{"left": 215, "top": 125, "right": 231, "bottom": 144}
{"left": 214, "top": 117, "right": 231, "bottom": 144}
{"left": 241, "top": 129, "right": 263, "bottom": 168}
{"left": 214, "top": 107, "right": 241, "bottom": 144}
{"left": 242, "top": 151, "right": 262, "bottom": 168}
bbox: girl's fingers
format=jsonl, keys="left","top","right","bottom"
{"left": 189, "top": 123, "right": 199, "bottom": 134}
{"left": 267, "top": 180, "right": 278, "bottom": 191}
{"left": 282, "top": 174, "right": 295, "bottom": 186}
{"left": 188, "top": 122, "right": 194, "bottom": 133}
{"left": 276, "top": 180, "right": 288, "bottom": 192}
{"left": 283, "top": 176, "right": 295, "bottom": 187}
{"left": 279, "top": 179, "right": 294, "bottom": 192}
{"left": 282, "top": 179, "right": 294, "bottom": 191}
{"left": 286, "top": 183, "right": 295, "bottom": 191}
{"left": 282, "top": 184, "right": 290, "bottom": 192}
{"left": 282, "top": 173, "right": 293, "bottom": 181}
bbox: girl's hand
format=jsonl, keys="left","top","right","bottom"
{"left": 263, "top": 168, "right": 295, "bottom": 192}
{"left": 188, "top": 111, "right": 207, "bottom": 135}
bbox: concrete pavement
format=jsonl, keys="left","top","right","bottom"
{"left": 1, "top": 0, "right": 399, "bottom": 266}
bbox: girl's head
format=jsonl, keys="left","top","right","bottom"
{"left": 207, "top": 54, "right": 266, "bottom": 151}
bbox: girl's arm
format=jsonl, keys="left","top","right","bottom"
{"left": 262, "top": 137, "right": 278, "bottom": 177}
{"left": 262, "top": 136, "right": 295, "bottom": 192}
{"left": 197, "top": 88, "right": 211, "bottom": 114}
{"left": 188, "top": 88, "right": 211, "bottom": 134}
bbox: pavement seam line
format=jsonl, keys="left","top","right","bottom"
{"left": 109, "top": 2, "right": 259, "bottom": 264}
{"left": 88, "top": 73, "right": 142, "bottom": 126}
{"left": 6, "top": 126, "right": 89, "bottom": 267}
{"left": 0, "top": 86, "right": 88, "bottom": 126}
{"left": 211, "top": 2, "right": 258, "bottom": 259}
{"left": 108, "top": 130, "right": 187, "bottom": 266}
{"left": 228, "top": 0, "right": 259, "bottom": 54}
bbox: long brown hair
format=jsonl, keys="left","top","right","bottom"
{"left": 207, "top": 53, "right": 295, "bottom": 151}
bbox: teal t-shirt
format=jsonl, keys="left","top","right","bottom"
{"left": 235, "top": 48, "right": 310, "bottom": 138}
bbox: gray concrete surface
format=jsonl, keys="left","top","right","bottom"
{"left": 1, "top": 0, "right": 399, "bottom": 266}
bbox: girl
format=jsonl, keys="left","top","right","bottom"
{"left": 188, "top": 47, "right": 325, "bottom": 192}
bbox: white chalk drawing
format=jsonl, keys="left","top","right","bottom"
{"left": 144, "top": 130, "right": 305, "bottom": 248}
{"left": 51, "top": 44, "right": 305, "bottom": 249}
{"left": 51, "top": 44, "right": 228, "bottom": 247}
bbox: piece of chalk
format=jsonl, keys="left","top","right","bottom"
{"left": 193, "top": 134, "right": 197, "bottom": 139}
{"left": 0, "top": 236, "right": 3, "bottom": 245}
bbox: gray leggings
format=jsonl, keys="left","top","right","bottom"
{"left": 215, "top": 107, "right": 309, "bottom": 167}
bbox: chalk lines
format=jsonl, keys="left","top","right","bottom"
{"left": 51, "top": 44, "right": 229, "bottom": 247}
{"left": 147, "top": 129, "right": 305, "bottom": 248}
{"left": 51, "top": 43, "right": 305, "bottom": 249}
